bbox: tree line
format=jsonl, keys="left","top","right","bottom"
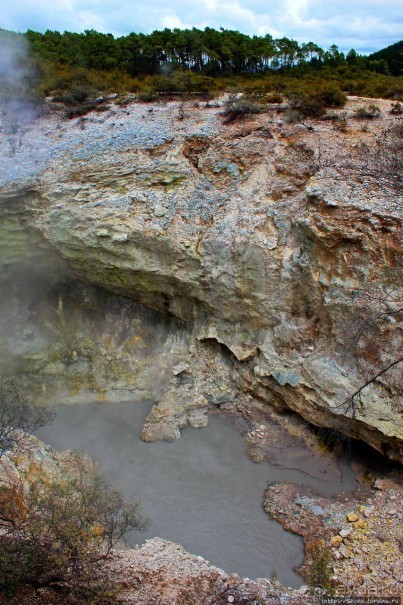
{"left": 25, "top": 27, "right": 390, "bottom": 77}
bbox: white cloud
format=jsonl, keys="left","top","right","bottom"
{"left": 161, "top": 14, "right": 192, "bottom": 30}
{"left": 76, "top": 10, "right": 106, "bottom": 31}
{"left": 2, "top": 0, "right": 402, "bottom": 54}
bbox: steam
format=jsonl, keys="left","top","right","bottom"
{"left": 0, "top": 29, "right": 41, "bottom": 145}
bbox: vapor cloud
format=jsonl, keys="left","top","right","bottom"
{"left": 0, "top": 33, "right": 29, "bottom": 91}
{"left": 0, "top": 32, "right": 40, "bottom": 143}
{"left": 3, "top": 0, "right": 402, "bottom": 54}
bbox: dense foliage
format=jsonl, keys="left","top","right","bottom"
{"left": 23, "top": 28, "right": 395, "bottom": 77}
{"left": 0, "top": 27, "right": 402, "bottom": 118}
{"left": 369, "top": 40, "right": 403, "bottom": 77}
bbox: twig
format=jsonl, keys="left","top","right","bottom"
{"left": 335, "top": 357, "right": 403, "bottom": 418}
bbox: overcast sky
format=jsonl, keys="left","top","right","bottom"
{"left": 3, "top": 0, "right": 402, "bottom": 55}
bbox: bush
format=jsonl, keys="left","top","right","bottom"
{"left": 304, "top": 539, "right": 334, "bottom": 591}
{"left": 94, "top": 103, "right": 111, "bottom": 112}
{"left": 136, "top": 88, "right": 158, "bottom": 102}
{"left": 189, "top": 75, "right": 216, "bottom": 93}
{"left": 330, "top": 117, "right": 402, "bottom": 194}
{"left": 285, "top": 108, "right": 304, "bottom": 124}
{"left": 286, "top": 92, "right": 326, "bottom": 118}
{"left": 353, "top": 104, "right": 381, "bottom": 119}
{"left": 390, "top": 101, "right": 403, "bottom": 115}
{"left": 284, "top": 80, "right": 347, "bottom": 121}
{"left": 221, "top": 94, "right": 260, "bottom": 123}
{"left": 61, "top": 85, "right": 91, "bottom": 106}
{"left": 332, "top": 112, "right": 349, "bottom": 132}
{"left": 65, "top": 102, "right": 98, "bottom": 118}
{"left": 266, "top": 91, "right": 283, "bottom": 104}
{"left": 50, "top": 84, "right": 111, "bottom": 118}
{"left": 319, "top": 85, "right": 347, "bottom": 107}
{"left": 0, "top": 378, "right": 53, "bottom": 457}
{"left": 0, "top": 451, "right": 147, "bottom": 602}
{"left": 374, "top": 122, "right": 403, "bottom": 191}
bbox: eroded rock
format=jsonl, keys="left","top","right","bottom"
{"left": 0, "top": 96, "right": 401, "bottom": 460}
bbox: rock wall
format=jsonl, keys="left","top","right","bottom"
{"left": 0, "top": 97, "right": 401, "bottom": 461}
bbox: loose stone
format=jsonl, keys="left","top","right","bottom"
{"left": 339, "top": 544, "right": 351, "bottom": 559}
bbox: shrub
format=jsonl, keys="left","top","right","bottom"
{"left": 330, "top": 121, "right": 402, "bottom": 195}
{"left": 0, "top": 379, "right": 147, "bottom": 602}
{"left": 304, "top": 539, "right": 334, "bottom": 591}
{"left": 136, "top": 88, "right": 158, "bottom": 102}
{"left": 332, "top": 112, "right": 349, "bottom": 132}
{"left": 65, "top": 103, "right": 98, "bottom": 118}
{"left": 390, "top": 101, "right": 403, "bottom": 115}
{"left": 286, "top": 92, "right": 326, "bottom": 118}
{"left": 353, "top": 104, "right": 381, "bottom": 119}
{"left": 242, "top": 82, "right": 266, "bottom": 96}
{"left": 187, "top": 74, "right": 216, "bottom": 93}
{"left": 0, "top": 378, "right": 53, "bottom": 457}
{"left": 0, "top": 451, "right": 147, "bottom": 602}
{"left": 50, "top": 84, "right": 111, "bottom": 118}
{"left": 319, "top": 85, "right": 347, "bottom": 107}
{"left": 61, "top": 85, "right": 91, "bottom": 106}
{"left": 94, "top": 103, "right": 111, "bottom": 112}
{"left": 375, "top": 122, "right": 403, "bottom": 191}
{"left": 285, "top": 108, "right": 304, "bottom": 124}
{"left": 115, "top": 94, "right": 136, "bottom": 106}
{"left": 221, "top": 94, "right": 260, "bottom": 123}
{"left": 266, "top": 91, "right": 283, "bottom": 104}
{"left": 152, "top": 76, "right": 183, "bottom": 94}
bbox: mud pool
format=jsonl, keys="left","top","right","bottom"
{"left": 37, "top": 400, "right": 357, "bottom": 588}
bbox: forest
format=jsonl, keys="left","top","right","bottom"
{"left": 1, "top": 27, "right": 402, "bottom": 116}
{"left": 24, "top": 27, "right": 391, "bottom": 76}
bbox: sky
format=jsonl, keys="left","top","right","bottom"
{"left": 2, "top": 0, "right": 402, "bottom": 55}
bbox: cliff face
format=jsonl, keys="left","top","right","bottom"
{"left": 0, "top": 97, "right": 401, "bottom": 461}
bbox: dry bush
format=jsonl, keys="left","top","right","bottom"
{"left": 0, "top": 451, "right": 147, "bottom": 602}
{"left": 364, "top": 121, "right": 403, "bottom": 191}
{"left": 304, "top": 540, "right": 334, "bottom": 591}
{"left": 390, "top": 102, "right": 403, "bottom": 115}
{"left": 353, "top": 104, "right": 381, "bottom": 119}
{"left": 266, "top": 91, "right": 283, "bottom": 103}
{"left": 286, "top": 92, "right": 326, "bottom": 119}
{"left": 136, "top": 88, "right": 158, "bottom": 102}
{"left": 0, "top": 378, "right": 53, "bottom": 458}
{"left": 335, "top": 271, "right": 403, "bottom": 417}
{"left": 285, "top": 82, "right": 346, "bottom": 121}
{"left": 318, "top": 119, "right": 403, "bottom": 194}
{"left": 221, "top": 94, "right": 260, "bottom": 123}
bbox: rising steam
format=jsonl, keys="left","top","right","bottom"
{"left": 0, "top": 29, "right": 41, "bottom": 145}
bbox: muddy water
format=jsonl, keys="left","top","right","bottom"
{"left": 37, "top": 401, "right": 357, "bottom": 588}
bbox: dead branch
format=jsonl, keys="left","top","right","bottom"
{"left": 335, "top": 357, "right": 403, "bottom": 418}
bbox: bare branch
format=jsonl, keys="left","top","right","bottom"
{"left": 335, "top": 357, "right": 403, "bottom": 418}
{"left": 0, "top": 377, "right": 54, "bottom": 457}
{"left": 0, "top": 450, "right": 147, "bottom": 601}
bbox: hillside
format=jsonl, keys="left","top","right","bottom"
{"left": 369, "top": 40, "right": 403, "bottom": 76}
